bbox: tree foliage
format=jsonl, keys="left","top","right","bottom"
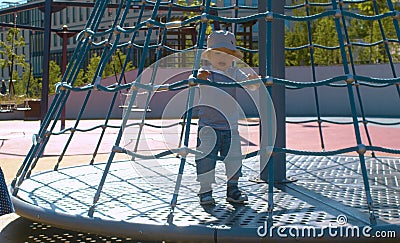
{"left": 285, "top": 0, "right": 400, "bottom": 66}
{"left": 0, "top": 27, "right": 29, "bottom": 99}
{"left": 0, "top": 27, "right": 28, "bottom": 77}
{"left": 74, "top": 49, "right": 135, "bottom": 87}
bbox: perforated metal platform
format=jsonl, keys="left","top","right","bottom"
{"left": 12, "top": 155, "right": 400, "bottom": 241}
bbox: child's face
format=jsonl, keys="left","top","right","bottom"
{"left": 207, "top": 49, "right": 236, "bottom": 71}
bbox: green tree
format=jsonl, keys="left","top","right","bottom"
{"left": 0, "top": 27, "right": 28, "bottom": 98}
{"left": 285, "top": 21, "right": 310, "bottom": 66}
{"left": 312, "top": 17, "right": 342, "bottom": 65}
{"left": 49, "top": 61, "right": 62, "bottom": 94}
{"left": 285, "top": 0, "right": 400, "bottom": 66}
{"left": 103, "top": 49, "right": 135, "bottom": 77}
{"left": 85, "top": 53, "right": 102, "bottom": 84}
{"left": 348, "top": 1, "right": 397, "bottom": 63}
{"left": 73, "top": 50, "right": 135, "bottom": 87}
{"left": 13, "top": 64, "right": 41, "bottom": 98}
{"left": 285, "top": 0, "right": 330, "bottom": 66}
{"left": 22, "top": 61, "right": 62, "bottom": 97}
{"left": 74, "top": 68, "right": 86, "bottom": 87}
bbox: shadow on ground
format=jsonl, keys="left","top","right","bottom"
{"left": 0, "top": 216, "right": 160, "bottom": 243}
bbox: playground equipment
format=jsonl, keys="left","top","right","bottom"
{"left": 0, "top": 79, "right": 31, "bottom": 113}
{"left": 10, "top": 0, "right": 400, "bottom": 241}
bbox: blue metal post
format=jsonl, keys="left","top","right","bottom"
{"left": 41, "top": 0, "right": 52, "bottom": 122}
{"left": 259, "top": 0, "right": 286, "bottom": 183}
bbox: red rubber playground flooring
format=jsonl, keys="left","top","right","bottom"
{"left": 0, "top": 118, "right": 398, "bottom": 160}
{"left": 286, "top": 121, "right": 399, "bottom": 156}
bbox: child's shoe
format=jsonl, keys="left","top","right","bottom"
{"left": 226, "top": 186, "right": 248, "bottom": 203}
{"left": 198, "top": 191, "right": 215, "bottom": 205}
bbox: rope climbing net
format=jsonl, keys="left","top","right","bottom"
{"left": 10, "top": 0, "right": 400, "bottom": 240}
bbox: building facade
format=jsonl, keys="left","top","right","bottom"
{"left": 0, "top": 0, "right": 267, "bottom": 81}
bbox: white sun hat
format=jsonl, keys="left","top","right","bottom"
{"left": 202, "top": 30, "right": 243, "bottom": 59}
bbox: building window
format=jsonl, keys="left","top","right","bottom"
{"left": 79, "top": 8, "right": 83, "bottom": 21}
{"left": 53, "top": 13, "right": 57, "bottom": 26}
{"left": 72, "top": 7, "right": 76, "bottom": 22}
{"left": 59, "top": 11, "right": 63, "bottom": 25}
{"left": 54, "top": 34, "right": 57, "bottom": 47}
{"left": 66, "top": 8, "right": 70, "bottom": 23}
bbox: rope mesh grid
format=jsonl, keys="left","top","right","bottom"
{"left": 10, "top": 0, "right": 400, "bottom": 239}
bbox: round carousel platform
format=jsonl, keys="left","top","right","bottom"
{"left": 11, "top": 155, "right": 400, "bottom": 242}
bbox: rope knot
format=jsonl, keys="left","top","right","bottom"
{"left": 201, "top": 13, "right": 208, "bottom": 23}
{"left": 146, "top": 20, "right": 154, "bottom": 28}
{"left": 55, "top": 82, "right": 66, "bottom": 93}
{"left": 130, "top": 84, "right": 138, "bottom": 91}
{"left": 45, "top": 131, "right": 52, "bottom": 138}
{"left": 84, "top": 29, "right": 91, "bottom": 37}
{"left": 112, "top": 146, "right": 124, "bottom": 153}
{"left": 188, "top": 77, "right": 197, "bottom": 87}
{"left": 265, "top": 11, "right": 274, "bottom": 22}
{"left": 265, "top": 147, "right": 274, "bottom": 157}
{"left": 113, "top": 26, "right": 121, "bottom": 35}
{"left": 345, "top": 74, "right": 355, "bottom": 84}
{"left": 357, "top": 144, "right": 366, "bottom": 155}
{"left": 393, "top": 10, "right": 400, "bottom": 20}
{"left": 177, "top": 147, "right": 189, "bottom": 158}
{"left": 264, "top": 76, "right": 274, "bottom": 86}
{"left": 334, "top": 9, "right": 342, "bottom": 18}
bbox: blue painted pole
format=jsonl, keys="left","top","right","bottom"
{"left": 259, "top": 0, "right": 286, "bottom": 183}
{"left": 40, "top": 0, "right": 52, "bottom": 122}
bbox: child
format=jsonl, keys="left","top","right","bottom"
{"left": 195, "top": 30, "right": 258, "bottom": 205}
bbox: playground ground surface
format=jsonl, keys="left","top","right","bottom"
{"left": 0, "top": 118, "right": 399, "bottom": 242}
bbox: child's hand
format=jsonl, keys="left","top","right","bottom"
{"left": 246, "top": 74, "right": 261, "bottom": 91}
{"left": 197, "top": 70, "right": 211, "bottom": 80}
